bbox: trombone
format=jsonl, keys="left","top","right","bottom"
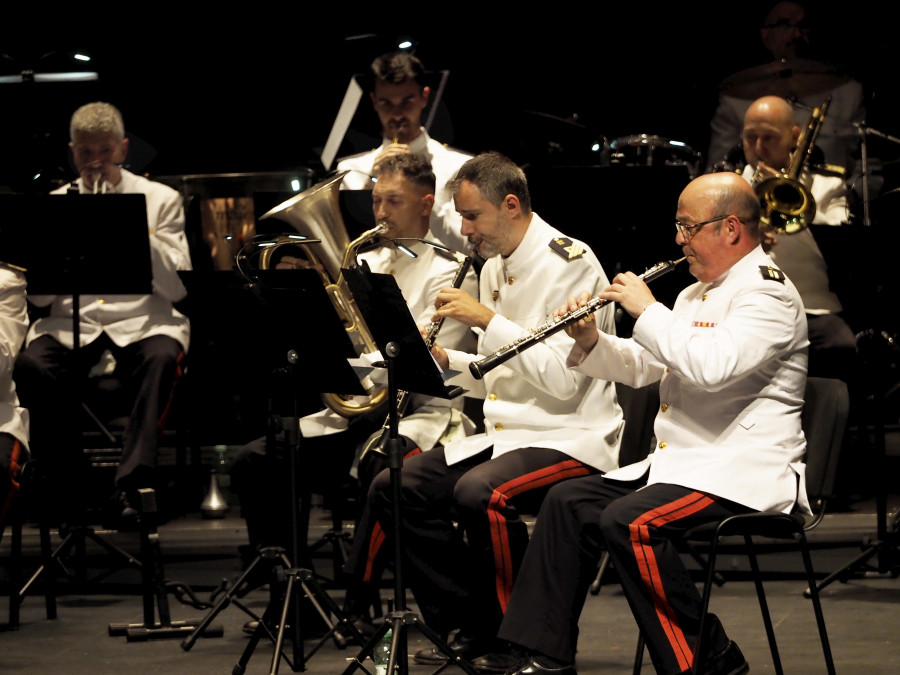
{"left": 753, "top": 96, "right": 831, "bottom": 235}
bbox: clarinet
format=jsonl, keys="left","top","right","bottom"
{"left": 362, "top": 251, "right": 474, "bottom": 458}
{"left": 469, "top": 257, "right": 685, "bottom": 380}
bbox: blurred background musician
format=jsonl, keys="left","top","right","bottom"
{"left": 228, "top": 153, "right": 478, "bottom": 635}
{"left": 335, "top": 50, "right": 474, "bottom": 259}
{"left": 364, "top": 152, "right": 624, "bottom": 668}
{"left": 13, "top": 102, "right": 192, "bottom": 530}
{"left": 0, "top": 263, "right": 30, "bottom": 544}
{"left": 740, "top": 94, "right": 857, "bottom": 385}
{"left": 706, "top": 1, "right": 867, "bottom": 200}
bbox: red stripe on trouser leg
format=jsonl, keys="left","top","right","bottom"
{"left": 157, "top": 350, "right": 185, "bottom": 435}
{"left": 0, "top": 440, "right": 24, "bottom": 529}
{"left": 360, "top": 446, "right": 419, "bottom": 585}
{"left": 489, "top": 459, "right": 593, "bottom": 613}
{"left": 629, "top": 491, "right": 716, "bottom": 672}
{"left": 363, "top": 521, "right": 386, "bottom": 585}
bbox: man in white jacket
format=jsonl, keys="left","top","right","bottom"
{"left": 14, "top": 102, "right": 191, "bottom": 529}
{"left": 489, "top": 171, "right": 807, "bottom": 675}
{"left": 336, "top": 50, "right": 472, "bottom": 257}
{"left": 364, "top": 152, "right": 624, "bottom": 666}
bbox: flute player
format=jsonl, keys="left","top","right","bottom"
{"left": 485, "top": 171, "right": 807, "bottom": 675}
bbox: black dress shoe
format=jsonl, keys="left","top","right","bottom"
{"left": 102, "top": 489, "right": 140, "bottom": 531}
{"left": 704, "top": 640, "right": 749, "bottom": 675}
{"left": 505, "top": 656, "right": 578, "bottom": 675}
{"left": 471, "top": 651, "right": 522, "bottom": 673}
{"left": 504, "top": 656, "right": 577, "bottom": 675}
{"left": 413, "top": 633, "right": 495, "bottom": 665}
{"left": 333, "top": 615, "right": 379, "bottom": 648}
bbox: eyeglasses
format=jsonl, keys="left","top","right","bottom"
{"left": 763, "top": 19, "right": 812, "bottom": 35}
{"left": 675, "top": 215, "right": 729, "bottom": 239}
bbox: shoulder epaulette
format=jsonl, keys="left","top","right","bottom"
{"left": 759, "top": 265, "right": 785, "bottom": 283}
{"left": 549, "top": 238, "right": 584, "bottom": 261}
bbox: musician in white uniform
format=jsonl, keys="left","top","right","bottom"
{"left": 705, "top": 2, "right": 866, "bottom": 193}
{"left": 363, "top": 152, "right": 624, "bottom": 666}
{"left": 14, "top": 102, "right": 191, "bottom": 529}
{"left": 336, "top": 50, "right": 473, "bottom": 258}
{"left": 228, "top": 154, "right": 478, "bottom": 636}
{"left": 741, "top": 95, "right": 856, "bottom": 384}
{"left": 489, "top": 172, "right": 806, "bottom": 675}
{"left": 0, "top": 264, "right": 29, "bottom": 543}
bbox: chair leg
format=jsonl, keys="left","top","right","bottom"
{"left": 632, "top": 630, "right": 645, "bottom": 674}
{"left": 8, "top": 509, "right": 23, "bottom": 629}
{"left": 590, "top": 551, "right": 611, "bottom": 595}
{"left": 797, "top": 531, "right": 837, "bottom": 675}
{"left": 690, "top": 539, "right": 720, "bottom": 673}
{"left": 744, "top": 535, "right": 784, "bottom": 675}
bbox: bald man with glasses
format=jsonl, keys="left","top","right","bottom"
{"left": 476, "top": 172, "right": 808, "bottom": 675}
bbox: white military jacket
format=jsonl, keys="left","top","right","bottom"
{"left": 300, "top": 232, "right": 479, "bottom": 453}
{"left": 0, "top": 267, "right": 29, "bottom": 450}
{"left": 28, "top": 170, "right": 192, "bottom": 352}
{"left": 442, "top": 213, "right": 623, "bottom": 472}
{"left": 336, "top": 128, "right": 473, "bottom": 255}
{"left": 569, "top": 245, "right": 810, "bottom": 514}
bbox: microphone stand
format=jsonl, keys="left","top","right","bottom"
{"left": 856, "top": 122, "right": 900, "bottom": 227}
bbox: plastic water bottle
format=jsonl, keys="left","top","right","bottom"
{"left": 373, "top": 627, "right": 392, "bottom": 675}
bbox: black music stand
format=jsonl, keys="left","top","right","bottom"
{"left": 176, "top": 268, "right": 373, "bottom": 673}
{"left": 2, "top": 193, "right": 155, "bottom": 600}
{"left": 340, "top": 265, "right": 477, "bottom": 675}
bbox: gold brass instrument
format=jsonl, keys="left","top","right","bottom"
{"left": 258, "top": 171, "right": 389, "bottom": 418}
{"left": 753, "top": 96, "right": 831, "bottom": 235}
{"left": 361, "top": 250, "right": 474, "bottom": 458}
{"left": 0, "top": 260, "right": 27, "bottom": 274}
{"left": 469, "top": 257, "right": 685, "bottom": 380}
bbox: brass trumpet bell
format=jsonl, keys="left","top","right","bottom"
{"left": 256, "top": 171, "right": 388, "bottom": 419}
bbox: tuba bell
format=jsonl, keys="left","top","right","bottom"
{"left": 258, "top": 171, "right": 389, "bottom": 418}
{"left": 753, "top": 96, "right": 831, "bottom": 235}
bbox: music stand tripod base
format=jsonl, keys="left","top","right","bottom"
{"left": 107, "top": 489, "right": 219, "bottom": 642}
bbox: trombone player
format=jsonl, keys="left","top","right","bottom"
{"left": 741, "top": 95, "right": 856, "bottom": 384}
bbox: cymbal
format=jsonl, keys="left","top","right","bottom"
{"left": 721, "top": 58, "right": 851, "bottom": 101}
{"left": 523, "top": 110, "right": 594, "bottom": 132}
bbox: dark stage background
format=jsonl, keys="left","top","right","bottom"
{"left": 3, "top": 3, "right": 899, "bottom": 442}
{"left": 2, "top": 3, "right": 897, "bottom": 185}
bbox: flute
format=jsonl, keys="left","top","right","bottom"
{"left": 469, "top": 257, "right": 685, "bottom": 380}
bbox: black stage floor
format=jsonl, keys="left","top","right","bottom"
{"left": 3, "top": 488, "right": 900, "bottom": 674}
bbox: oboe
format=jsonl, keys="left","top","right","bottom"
{"left": 469, "top": 257, "right": 686, "bottom": 380}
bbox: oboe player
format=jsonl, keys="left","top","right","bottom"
{"left": 364, "top": 151, "right": 625, "bottom": 667}
{"left": 489, "top": 171, "right": 808, "bottom": 675}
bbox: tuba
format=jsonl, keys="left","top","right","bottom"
{"left": 258, "top": 171, "right": 389, "bottom": 418}
{"left": 753, "top": 96, "right": 831, "bottom": 235}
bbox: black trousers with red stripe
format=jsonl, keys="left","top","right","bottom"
{"left": 369, "top": 445, "right": 597, "bottom": 640}
{"left": 498, "top": 475, "right": 752, "bottom": 674}
{"left": 0, "top": 433, "right": 27, "bottom": 544}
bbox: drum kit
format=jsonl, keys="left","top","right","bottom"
{"left": 521, "top": 110, "right": 704, "bottom": 179}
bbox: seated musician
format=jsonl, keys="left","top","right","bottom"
{"left": 13, "top": 102, "right": 191, "bottom": 530}
{"left": 228, "top": 153, "right": 478, "bottom": 637}
{"left": 0, "top": 263, "right": 30, "bottom": 543}
{"left": 485, "top": 171, "right": 803, "bottom": 675}
{"left": 740, "top": 95, "right": 856, "bottom": 384}
{"left": 362, "top": 152, "right": 624, "bottom": 667}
